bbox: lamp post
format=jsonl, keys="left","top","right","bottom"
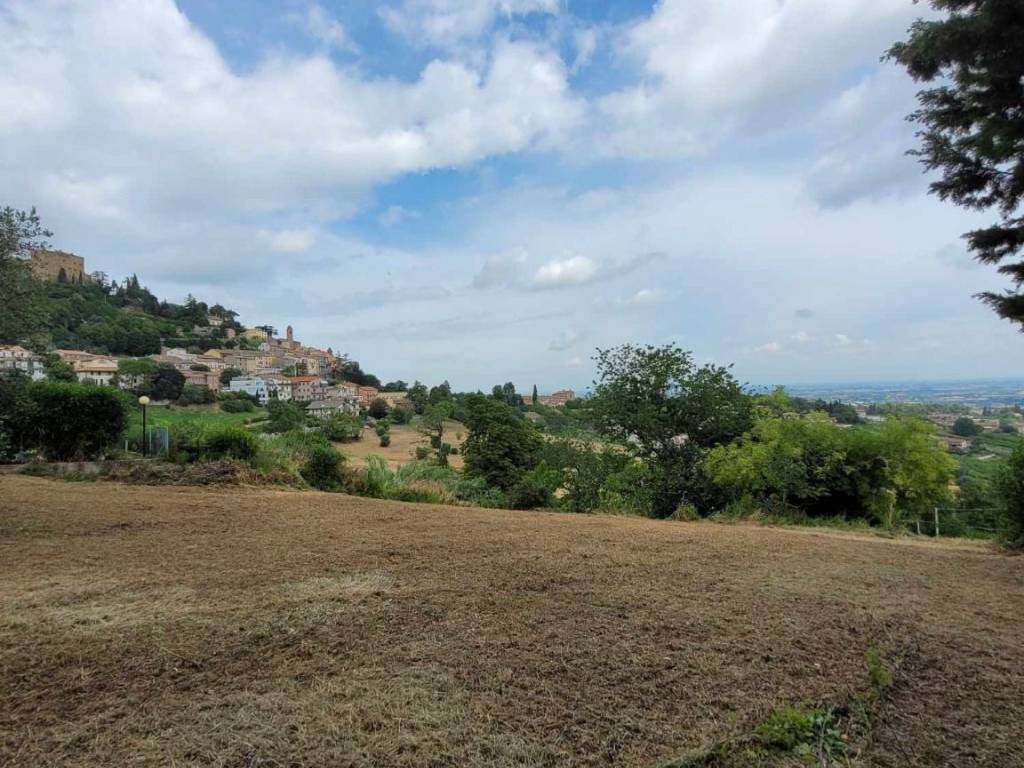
{"left": 138, "top": 396, "right": 150, "bottom": 457}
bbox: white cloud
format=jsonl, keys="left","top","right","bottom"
{"left": 0, "top": 1, "right": 582, "bottom": 232}
{"left": 594, "top": 0, "right": 923, "bottom": 158}
{"left": 380, "top": 0, "right": 559, "bottom": 49}
{"left": 753, "top": 342, "right": 783, "bottom": 354}
{"left": 790, "top": 331, "right": 812, "bottom": 343}
{"left": 258, "top": 228, "right": 317, "bottom": 254}
{"left": 302, "top": 2, "right": 357, "bottom": 51}
{"left": 531, "top": 255, "right": 598, "bottom": 288}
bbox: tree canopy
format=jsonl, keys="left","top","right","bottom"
{"left": 591, "top": 343, "right": 751, "bottom": 517}
{"left": 888, "top": 1, "right": 1024, "bottom": 328}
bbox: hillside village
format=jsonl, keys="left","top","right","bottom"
{"left": 0, "top": 248, "right": 577, "bottom": 421}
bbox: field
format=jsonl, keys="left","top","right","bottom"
{"left": 2, "top": 477, "right": 1023, "bottom": 767}
{"left": 338, "top": 420, "right": 467, "bottom": 469}
{"left": 958, "top": 431, "right": 1022, "bottom": 486}
{"left": 129, "top": 403, "right": 269, "bottom": 431}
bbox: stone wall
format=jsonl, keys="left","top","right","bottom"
{"left": 30, "top": 249, "right": 89, "bottom": 284}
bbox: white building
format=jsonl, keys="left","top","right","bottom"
{"left": 227, "top": 376, "right": 270, "bottom": 404}
{"left": 0, "top": 345, "right": 46, "bottom": 380}
{"left": 74, "top": 358, "right": 118, "bottom": 386}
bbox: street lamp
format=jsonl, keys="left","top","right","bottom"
{"left": 138, "top": 396, "right": 150, "bottom": 457}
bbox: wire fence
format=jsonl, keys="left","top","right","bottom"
{"left": 910, "top": 506, "right": 1005, "bottom": 537}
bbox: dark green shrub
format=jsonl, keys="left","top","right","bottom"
{"left": 266, "top": 399, "right": 307, "bottom": 433}
{"left": 998, "top": 442, "right": 1024, "bottom": 546}
{"left": 172, "top": 424, "right": 259, "bottom": 463}
{"left": 415, "top": 446, "right": 430, "bottom": 460}
{"left": 508, "top": 467, "right": 559, "bottom": 510}
{"left": 380, "top": 433, "right": 391, "bottom": 447}
{"left": 177, "top": 384, "right": 216, "bottom": 405}
{"left": 23, "top": 381, "right": 128, "bottom": 461}
{"left": 320, "top": 413, "right": 362, "bottom": 441}
{"left": 220, "top": 396, "right": 253, "bottom": 413}
{"left": 301, "top": 444, "right": 345, "bottom": 490}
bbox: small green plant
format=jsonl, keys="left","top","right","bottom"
{"left": 754, "top": 705, "right": 845, "bottom": 760}
{"left": 865, "top": 646, "right": 893, "bottom": 701}
{"left": 415, "top": 446, "right": 430, "bottom": 460}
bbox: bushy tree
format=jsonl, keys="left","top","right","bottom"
{"left": 591, "top": 344, "right": 752, "bottom": 517}
{"left": 0, "top": 207, "right": 52, "bottom": 343}
{"left": 463, "top": 394, "right": 541, "bottom": 491}
{"left": 22, "top": 381, "right": 128, "bottom": 460}
{"left": 150, "top": 365, "right": 185, "bottom": 401}
{"left": 301, "top": 444, "right": 345, "bottom": 491}
{"left": 708, "top": 416, "right": 955, "bottom": 527}
{"left": 888, "top": 1, "right": 1024, "bottom": 327}
{"left": 952, "top": 416, "right": 981, "bottom": 436}
{"left": 266, "top": 399, "right": 307, "bottom": 433}
{"left": 997, "top": 441, "right": 1024, "bottom": 546}
{"left": 428, "top": 380, "right": 453, "bottom": 405}
{"left": 320, "top": 413, "right": 362, "bottom": 441}
{"left": 368, "top": 397, "right": 390, "bottom": 419}
{"left": 177, "top": 384, "right": 216, "bottom": 405}
{"left": 408, "top": 381, "right": 429, "bottom": 413}
{"left": 219, "top": 367, "right": 244, "bottom": 386}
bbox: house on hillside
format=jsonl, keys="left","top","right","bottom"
{"left": 74, "top": 358, "right": 118, "bottom": 386}
{"left": 227, "top": 376, "right": 270, "bottom": 404}
{"left": 288, "top": 375, "right": 327, "bottom": 402}
{"left": 0, "top": 345, "right": 46, "bottom": 380}
{"left": 183, "top": 369, "right": 220, "bottom": 392}
{"left": 538, "top": 389, "right": 576, "bottom": 407}
{"left": 307, "top": 396, "right": 360, "bottom": 419}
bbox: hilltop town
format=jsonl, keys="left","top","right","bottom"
{"left": 0, "top": 248, "right": 577, "bottom": 419}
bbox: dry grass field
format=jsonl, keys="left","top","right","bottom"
{"left": 2, "top": 476, "right": 1023, "bottom": 767}
{"left": 338, "top": 420, "right": 466, "bottom": 469}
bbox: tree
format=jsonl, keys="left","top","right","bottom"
{"left": 368, "top": 397, "right": 390, "bottom": 419}
{"left": 22, "top": 381, "right": 128, "bottom": 461}
{"left": 266, "top": 399, "right": 307, "bottom": 433}
{"left": 417, "top": 402, "right": 451, "bottom": 464}
{"left": 0, "top": 206, "right": 52, "bottom": 262}
{"left": 997, "top": 441, "right": 1024, "bottom": 546}
{"left": 219, "top": 367, "right": 244, "bottom": 386}
{"left": 408, "top": 381, "right": 429, "bottom": 414}
{"left": 382, "top": 380, "right": 408, "bottom": 392}
{"left": 463, "top": 394, "right": 542, "bottom": 491}
{"left": 0, "top": 207, "right": 52, "bottom": 343}
{"left": 888, "top": 2, "right": 1024, "bottom": 328}
{"left": 150, "top": 366, "right": 185, "bottom": 401}
{"left": 428, "top": 380, "right": 452, "bottom": 405}
{"left": 491, "top": 382, "right": 522, "bottom": 407}
{"left": 532, "top": 384, "right": 538, "bottom": 406}
{"left": 591, "top": 344, "right": 752, "bottom": 518}
{"left": 952, "top": 416, "right": 982, "bottom": 437}
{"left": 43, "top": 354, "right": 77, "bottom": 382}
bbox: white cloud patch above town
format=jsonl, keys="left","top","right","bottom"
{"left": 0, "top": 0, "right": 1020, "bottom": 388}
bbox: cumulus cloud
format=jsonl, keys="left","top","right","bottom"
{"left": 594, "top": 0, "right": 923, "bottom": 158}
{"left": 531, "top": 255, "right": 598, "bottom": 288}
{"left": 0, "top": 1, "right": 582, "bottom": 233}
{"left": 753, "top": 342, "right": 783, "bottom": 354}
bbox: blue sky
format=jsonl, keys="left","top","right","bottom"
{"left": 2, "top": 0, "right": 1021, "bottom": 391}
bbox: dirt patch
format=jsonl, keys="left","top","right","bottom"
{"left": 338, "top": 420, "right": 466, "bottom": 469}
{"left": 1, "top": 476, "right": 1022, "bottom": 766}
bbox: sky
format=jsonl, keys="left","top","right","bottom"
{"left": 2, "top": 0, "right": 1022, "bottom": 391}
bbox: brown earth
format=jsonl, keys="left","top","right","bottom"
{"left": 1, "top": 475, "right": 1022, "bottom": 767}
{"left": 338, "top": 420, "right": 466, "bottom": 469}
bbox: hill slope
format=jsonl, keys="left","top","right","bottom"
{"left": 2, "top": 476, "right": 1022, "bottom": 767}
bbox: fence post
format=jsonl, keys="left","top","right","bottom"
{"left": 934, "top": 507, "right": 940, "bottom": 538}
